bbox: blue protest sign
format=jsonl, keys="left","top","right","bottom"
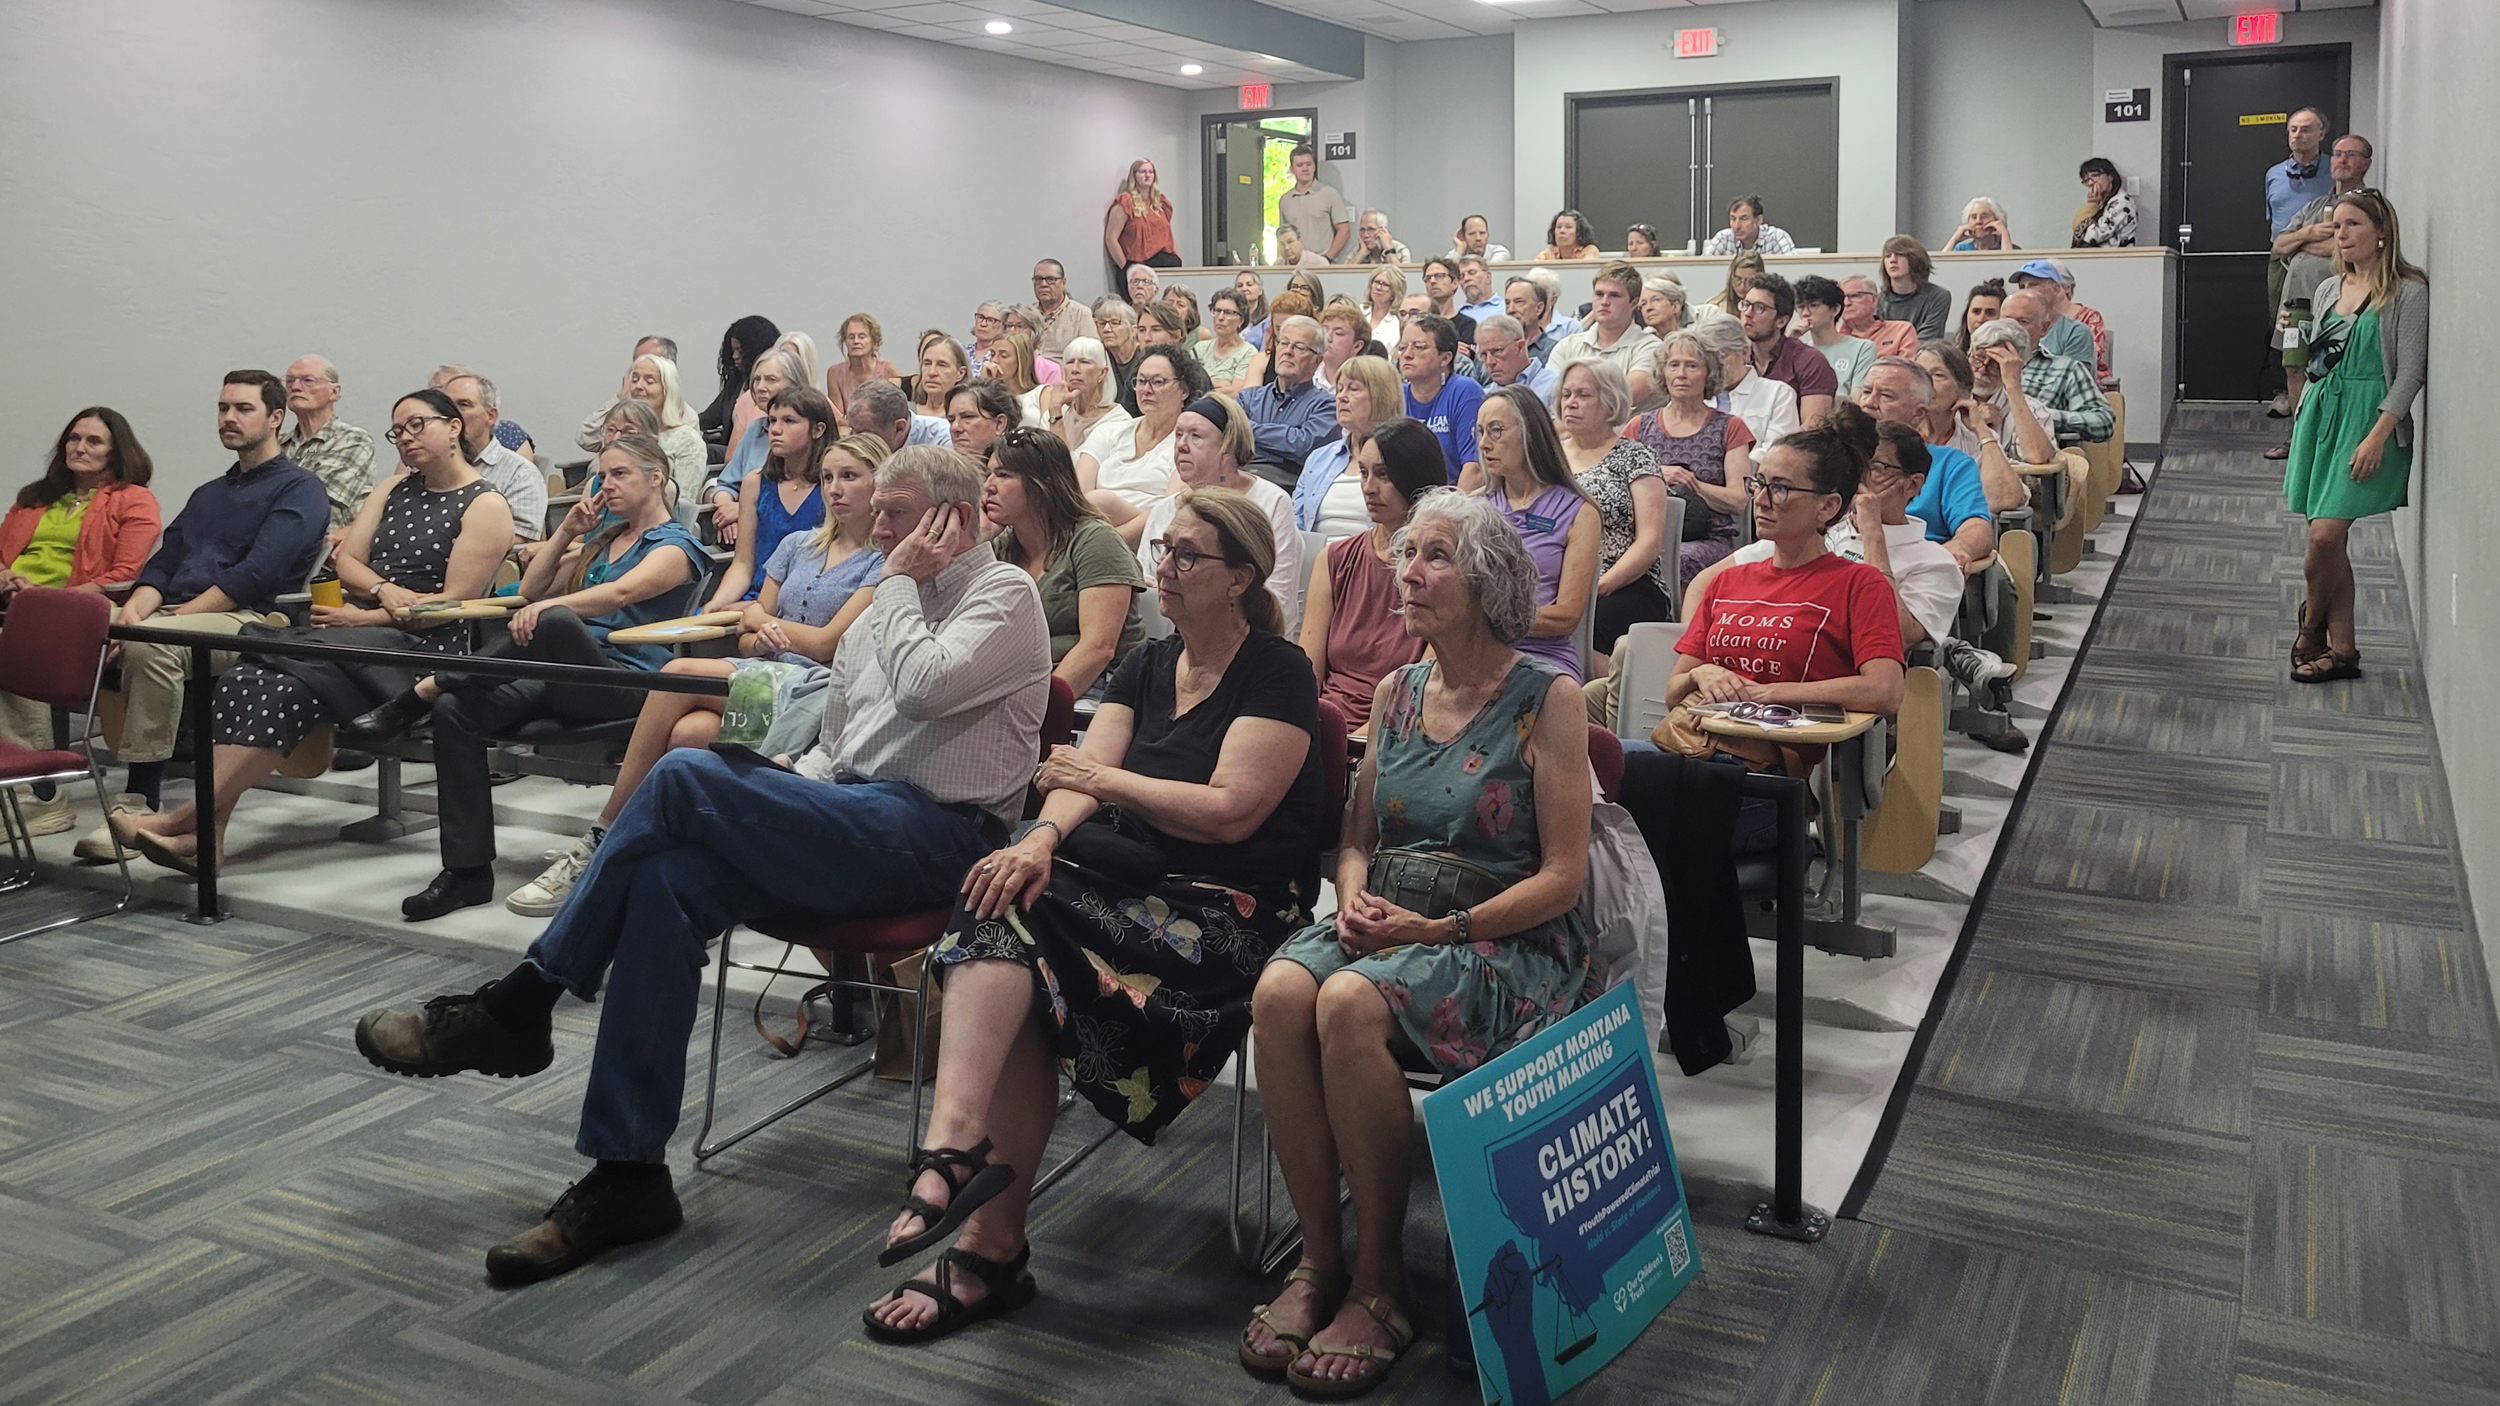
{"left": 1421, "top": 983, "right": 1697, "bottom": 1405}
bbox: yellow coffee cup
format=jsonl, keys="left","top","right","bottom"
{"left": 310, "top": 578, "right": 344, "bottom": 608}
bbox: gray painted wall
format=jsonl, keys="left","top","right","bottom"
{"left": 1, "top": 0, "right": 1187, "bottom": 504}
{"left": 2377, "top": 0, "right": 2496, "bottom": 960}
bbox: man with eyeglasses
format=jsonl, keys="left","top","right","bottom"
{"left": 278, "top": 355, "right": 374, "bottom": 535}
{"left": 1028, "top": 260, "right": 1097, "bottom": 362}
{"left": 353, "top": 445, "right": 1051, "bottom": 1286}
{"left": 439, "top": 372, "right": 548, "bottom": 543}
{"left": 1418, "top": 257, "right": 1479, "bottom": 347}
{"left": 1240, "top": 316, "right": 1334, "bottom": 489}
{"left": 77, "top": 371, "right": 329, "bottom": 862}
{"left": 1503, "top": 277, "right": 1561, "bottom": 364}
{"left": 1736, "top": 273, "right": 1836, "bottom": 423}
{"left": 1355, "top": 210, "right": 1412, "bottom": 266}
{"left": 1854, "top": 358, "right": 1994, "bottom": 569}
{"left": 1475, "top": 315, "right": 1558, "bottom": 402}
{"left": 1836, "top": 277, "right": 1919, "bottom": 360}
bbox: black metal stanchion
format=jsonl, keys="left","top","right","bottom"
{"left": 1747, "top": 772, "right": 1829, "bottom": 1242}
{"left": 183, "top": 643, "right": 224, "bottom": 924}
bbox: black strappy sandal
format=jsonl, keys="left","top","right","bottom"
{"left": 862, "top": 1243, "right": 1037, "bottom": 1345}
{"left": 2292, "top": 648, "right": 2362, "bottom": 684}
{"left": 878, "top": 1139, "right": 1015, "bottom": 1267}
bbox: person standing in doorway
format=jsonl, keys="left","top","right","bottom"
{"left": 1277, "top": 145, "right": 1353, "bottom": 265}
{"left": 2262, "top": 108, "right": 2336, "bottom": 415}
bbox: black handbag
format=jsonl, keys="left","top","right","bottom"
{"left": 1366, "top": 847, "right": 1507, "bottom": 921}
{"left": 1055, "top": 810, "right": 1170, "bottom": 888}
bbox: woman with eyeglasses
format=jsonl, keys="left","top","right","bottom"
{"left": 1132, "top": 393, "right": 1303, "bottom": 626}
{"left": 1245, "top": 490, "right": 1592, "bottom": 1395}
{"left": 984, "top": 428, "right": 1141, "bottom": 699}
{"left": 1360, "top": 267, "right": 1406, "bottom": 353}
{"left": 1553, "top": 359, "right": 1669, "bottom": 663}
{"left": 1643, "top": 404, "right": 1906, "bottom": 848}
{"left": 1078, "top": 345, "right": 1207, "bottom": 545}
{"left": 1295, "top": 418, "right": 1441, "bottom": 734}
{"left": 340, "top": 432, "right": 707, "bottom": 920}
{"left": 0, "top": 406, "right": 165, "bottom": 833}
{"left": 1705, "top": 250, "right": 1766, "bottom": 318}
{"left": 1474, "top": 385, "right": 1599, "bottom": 681}
{"left": 1193, "top": 289, "right": 1268, "bottom": 396}
{"left": 502, "top": 432, "right": 891, "bottom": 917}
{"left": 702, "top": 386, "right": 834, "bottom": 610}
{"left": 995, "top": 307, "right": 1063, "bottom": 386}
{"left": 108, "top": 389, "right": 516, "bottom": 875}
{"left": 865, "top": 487, "right": 1321, "bottom": 1345}
{"left": 704, "top": 347, "right": 804, "bottom": 547}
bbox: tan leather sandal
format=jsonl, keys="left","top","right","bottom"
{"left": 1238, "top": 1263, "right": 1348, "bottom": 1376}
{"left": 1284, "top": 1284, "right": 1414, "bottom": 1399}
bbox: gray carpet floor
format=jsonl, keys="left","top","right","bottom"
{"left": 1, "top": 404, "right": 2492, "bottom": 1404}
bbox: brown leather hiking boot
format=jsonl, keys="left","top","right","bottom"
{"left": 486, "top": 1167, "right": 684, "bottom": 1286}
{"left": 354, "top": 984, "right": 554, "bottom": 1079}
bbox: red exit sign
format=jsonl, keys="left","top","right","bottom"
{"left": 1238, "top": 83, "right": 1271, "bottom": 109}
{"left": 1674, "top": 27, "right": 1719, "bottom": 58}
{"left": 2232, "top": 11, "right": 2281, "bottom": 45}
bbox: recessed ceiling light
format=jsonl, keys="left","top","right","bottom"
{"left": 1179, "top": 62, "right": 1204, "bottom": 75}
{"left": 984, "top": 19, "right": 1011, "bottom": 33}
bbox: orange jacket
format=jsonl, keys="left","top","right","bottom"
{"left": 0, "top": 480, "right": 163, "bottom": 587}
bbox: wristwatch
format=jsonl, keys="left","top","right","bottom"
{"left": 1451, "top": 907, "right": 1472, "bottom": 945}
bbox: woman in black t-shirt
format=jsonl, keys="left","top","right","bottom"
{"left": 863, "top": 486, "right": 1322, "bottom": 1345}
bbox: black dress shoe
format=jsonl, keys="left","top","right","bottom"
{"left": 329, "top": 747, "right": 376, "bottom": 772}
{"left": 340, "top": 689, "right": 430, "bottom": 746}
{"left": 403, "top": 866, "right": 495, "bottom": 921}
{"left": 486, "top": 1166, "right": 683, "bottom": 1287}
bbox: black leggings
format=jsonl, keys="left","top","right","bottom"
{"left": 432, "top": 607, "right": 648, "bottom": 870}
{"left": 1594, "top": 575, "right": 1672, "bottom": 656}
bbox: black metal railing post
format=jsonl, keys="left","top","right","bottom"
{"left": 184, "top": 643, "right": 222, "bottom": 924}
{"left": 1746, "top": 770, "right": 1830, "bottom": 1243}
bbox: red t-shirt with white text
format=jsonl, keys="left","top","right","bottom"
{"left": 1676, "top": 551, "right": 1906, "bottom": 685}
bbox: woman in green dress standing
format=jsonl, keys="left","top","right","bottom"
{"left": 2283, "top": 189, "right": 2428, "bottom": 683}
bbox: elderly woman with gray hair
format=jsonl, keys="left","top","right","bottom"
{"left": 1243, "top": 489, "right": 1592, "bottom": 1396}
{"left": 1629, "top": 327, "right": 1755, "bottom": 588}
{"left": 1553, "top": 358, "right": 1672, "bottom": 658}
{"left": 1946, "top": 196, "right": 2016, "bottom": 252}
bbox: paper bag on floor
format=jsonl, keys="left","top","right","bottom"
{"left": 871, "top": 950, "right": 942, "bottom": 1081}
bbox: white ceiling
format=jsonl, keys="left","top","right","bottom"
{"left": 727, "top": 0, "right": 1342, "bottom": 87}
{"left": 2076, "top": 0, "right": 2374, "bottom": 26}
{"left": 1253, "top": 0, "right": 1769, "bottom": 44}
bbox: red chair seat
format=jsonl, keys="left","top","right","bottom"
{"left": 1587, "top": 725, "right": 1624, "bottom": 805}
{"left": 0, "top": 740, "right": 91, "bottom": 783}
{"left": 751, "top": 907, "right": 951, "bottom": 955}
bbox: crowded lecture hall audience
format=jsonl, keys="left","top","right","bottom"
{"left": 11, "top": 152, "right": 2324, "bottom": 1389}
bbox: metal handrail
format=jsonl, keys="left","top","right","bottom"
{"left": 106, "top": 622, "right": 728, "bottom": 923}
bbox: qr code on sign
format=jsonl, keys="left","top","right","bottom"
{"left": 1662, "top": 1216, "right": 1691, "bottom": 1275}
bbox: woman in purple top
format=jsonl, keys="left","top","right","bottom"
{"left": 1473, "top": 385, "right": 1599, "bottom": 681}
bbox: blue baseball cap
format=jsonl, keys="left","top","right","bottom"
{"left": 2013, "top": 258, "right": 2073, "bottom": 286}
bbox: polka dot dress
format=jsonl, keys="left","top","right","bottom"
{"left": 213, "top": 475, "right": 494, "bottom": 752}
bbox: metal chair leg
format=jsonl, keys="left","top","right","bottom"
{"left": 0, "top": 764, "right": 136, "bottom": 948}
{"left": 692, "top": 928, "right": 879, "bottom": 1163}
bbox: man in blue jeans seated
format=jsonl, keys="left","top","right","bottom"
{"left": 352, "top": 445, "right": 1050, "bottom": 1286}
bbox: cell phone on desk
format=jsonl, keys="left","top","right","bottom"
{"left": 1796, "top": 703, "right": 1848, "bottom": 724}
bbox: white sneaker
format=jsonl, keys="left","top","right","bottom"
{"left": 1942, "top": 639, "right": 2018, "bottom": 696}
{"left": 506, "top": 835, "right": 596, "bottom": 917}
{"left": 9, "top": 790, "right": 74, "bottom": 838}
{"left": 73, "top": 793, "right": 149, "bottom": 864}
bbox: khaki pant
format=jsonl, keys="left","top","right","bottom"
{"left": 0, "top": 690, "right": 52, "bottom": 752}
{"left": 114, "top": 610, "right": 261, "bottom": 764}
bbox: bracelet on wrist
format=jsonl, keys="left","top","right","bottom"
{"left": 1028, "top": 819, "right": 1065, "bottom": 847}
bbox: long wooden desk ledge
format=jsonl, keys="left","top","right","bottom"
{"left": 607, "top": 612, "right": 745, "bottom": 647}
{"left": 1695, "top": 707, "right": 1880, "bottom": 747}
{"left": 392, "top": 595, "right": 531, "bottom": 622}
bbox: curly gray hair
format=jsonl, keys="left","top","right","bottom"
{"left": 1393, "top": 489, "right": 1538, "bottom": 644}
{"left": 1558, "top": 356, "right": 1634, "bottom": 427}
{"left": 1969, "top": 316, "right": 2034, "bottom": 362}
{"left": 1655, "top": 329, "right": 1728, "bottom": 397}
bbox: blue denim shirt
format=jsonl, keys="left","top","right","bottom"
{"left": 136, "top": 454, "right": 329, "bottom": 613}
{"left": 582, "top": 521, "right": 710, "bottom": 669}
{"left": 1241, "top": 377, "right": 1337, "bottom": 475}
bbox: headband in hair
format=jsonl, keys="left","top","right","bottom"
{"left": 1184, "top": 396, "right": 1230, "bottom": 432}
